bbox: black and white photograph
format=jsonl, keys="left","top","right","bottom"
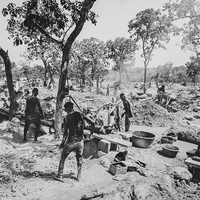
{"left": 0, "top": 0, "right": 200, "bottom": 199}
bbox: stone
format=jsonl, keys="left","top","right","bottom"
{"left": 11, "top": 117, "right": 20, "bottom": 124}
{"left": 169, "top": 167, "right": 193, "bottom": 182}
{"left": 185, "top": 116, "right": 193, "bottom": 121}
{"left": 99, "top": 156, "right": 111, "bottom": 168}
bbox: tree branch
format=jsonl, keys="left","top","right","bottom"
{"left": 62, "top": 0, "right": 97, "bottom": 72}
{"left": 33, "top": 22, "right": 64, "bottom": 48}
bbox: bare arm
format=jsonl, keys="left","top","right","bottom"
{"left": 37, "top": 99, "right": 43, "bottom": 117}
{"left": 60, "top": 118, "right": 69, "bottom": 149}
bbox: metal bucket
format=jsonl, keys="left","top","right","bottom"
{"left": 131, "top": 131, "right": 155, "bottom": 148}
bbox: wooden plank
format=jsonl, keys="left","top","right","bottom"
{"left": 119, "top": 132, "right": 132, "bottom": 139}
{"left": 185, "top": 157, "right": 200, "bottom": 169}
{"left": 109, "top": 138, "right": 132, "bottom": 147}
{"left": 83, "top": 130, "right": 132, "bottom": 147}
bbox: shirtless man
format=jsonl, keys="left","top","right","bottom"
{"left": 55, "top": 102, "right": 94, "bottom": 182}
{"left": 23, "top": 88, "right": 43, "bottom": 142}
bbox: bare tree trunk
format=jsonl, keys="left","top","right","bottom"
{"left": 54, "top": 61, "right": 67, "bottom": 137}
{"left": 0, "top": 47, "right": 16, "bottom": 120}
{"left": 96, "top": 76, "right": 99, "bottom": 91}
{"left": 42, "top": 58, "right": 48, "bottom": 87}
{"left": 54, "top": 0, "right": 97, "bottom": 136}
{"left": 143, "top": 62, "right": 147, "bottom": 94}
{"left": 118, "top": 60, "right": 122, "bottom": 88}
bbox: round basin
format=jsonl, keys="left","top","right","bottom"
{"left": 131, "top": 131, "right": 155, "bottom": 148}
{"left": 166, "top": 132, "right": 178, "bottom": 142}
{"left": 161, "top": 136, "right": 174, "bottom": 144}
{"left": 161, "top": 144, "right": 179, "bottom": 158}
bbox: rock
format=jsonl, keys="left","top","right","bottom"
{"left": 185, "top": 116, "right": 193, "bottom": 121}
{"left": 133, "top": 182, "right": 161, "bottom": 200}
{"left": 99, "top": 157, "right": 111, "bottom": 168}
{"left": 193, "top": 114, "right": 200, "bottom": 119}
{"left": 98, "top": 151, "right": 106, "bottom": 158}
{"left": 176, "top": 149, "right": 188, "bottom": 161}
{"left": 169, "top": 167, "right": 192, "bottom": 182}
{"left": 193, "top": 107, "right": 200, "bottom": 112}
{"left": 11, "top": 117, "right": 20, "bottom": 124}
{"left": 160, "top": 175, "right": 175, "bottom": 194}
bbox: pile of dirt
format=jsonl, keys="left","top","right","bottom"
{"left": 131, "top": 99, "right": 180, "bottom": 127}
{"left": 163, "top": 125, "right": 200, "bottom": 144}
{"left": 1, "top": 87, "right": 200, "bottom": 200}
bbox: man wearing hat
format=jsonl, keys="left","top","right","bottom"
{"left": 55, "top": 101, "right": 94, "bottom": 182}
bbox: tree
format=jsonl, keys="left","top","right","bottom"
{"left": 186, "top": 56, "right": 200, "bottom": 85}
{"left": 21, "top": 36, "right": 61, "bottom": 86}
{"left": 106, "top": 37, "right": 137, "bottom": 90}
{"left": 128, "top": 8, "right": 172, "bottom": 93}
{"left": 0, "top": 47, "right": 16, "bottom": 120}
{"left": 79, "top": 37, "right": 108, "bottom": 91}
{"left": 3, "top": 0, "right": 97, "bottom": 135}
{"left": 69, "top": 41, "right": 90, "bottom": 88}
{"left": 164, "top": 0, "right": 200, "bottom": 56}
{"left": 70, "top": 38, "right": 108, "bottom": 92}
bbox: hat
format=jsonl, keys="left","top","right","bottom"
{"left": 64, "top": 102, "right": 73, "bottom": 108}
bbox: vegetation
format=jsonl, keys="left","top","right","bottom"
{"left": 2, "top": 0, "right": 98, "bottom": 134}
{"left": 0, "top": 0, "right": 200, "bottom": 125}
{"left": 70, "top": 37, "right": 108, "bottom": 92}
{"left": 105, "top": 37, "right": 137, "bottom": 92}
{"left": 128, "top": 8, "right": 172, "bottom": 93}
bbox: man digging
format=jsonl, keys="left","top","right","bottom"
{"left": 55, "top": 102, "right": 94, "bottom": 182}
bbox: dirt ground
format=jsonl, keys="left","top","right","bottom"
{"left": 1, "top": 84, "right": 200, "bottom": 200}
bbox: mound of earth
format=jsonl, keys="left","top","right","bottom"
{"left": 131, "top": 99, "right": 180, "bottom": 127}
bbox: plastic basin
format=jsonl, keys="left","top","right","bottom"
{"left": 161, "top": 136, "right": 174, "bottom": 144}
{"left": 166, "top": 132, "right": 178, "bottom": 142}
{"left": 131, "top": 131, "right": 155, "bottom": 148}
{"left": 161, "top": 144, "right": 179, "bottom": 158}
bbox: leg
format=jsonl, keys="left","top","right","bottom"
{"left": 57, "top": 144, "right": 72, "bottom": 178}
{"left": 75, "top": 141, "right": 84, "bottom": 182}
{"left": 23, "top": 119, "right": 31, "bottom": 142}
{"left": 34, "top": 119, "right": 41, "bottom": 141}
{"left": 125, "top": 115, "right": 130, "bottom": 132}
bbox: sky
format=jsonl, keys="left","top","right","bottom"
{"left": 0, "top": 0, "right": 194, "bottom": 68}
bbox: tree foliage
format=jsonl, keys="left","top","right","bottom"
{"left": 2, "top": 0, "right": 97, "bottom": 134}
{"left": 150, "top": 62, "right": 188, "bottom": 86}
{"left": 70, "top": 38, "right": 108, "bottom": 91}
{"left": 164, "top": 0, "right": 200, "bottom": 53}
{"left": 186, "top": 56, "right": 200, "bottom": 84}
{"left": 128, "top": 8, "right": 172, "bottom": 93}
{"left": 106, "top": 37, "right": 137, "bottom": 86}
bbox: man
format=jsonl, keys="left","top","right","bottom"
{"left": 23, "top": 88, "right": 43, "bottom": 142}
{"left": 120, "top": 93, "right": 132, "bottom": 132}
{"left": 157, "top": 85, "right": 165, "bottom": 105}
{"left": 55, "top": 102, "right": 94, "bottom": 182}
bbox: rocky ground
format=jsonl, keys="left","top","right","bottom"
{"left": 0, "top": 84, "right": 200, "bottom": 200}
